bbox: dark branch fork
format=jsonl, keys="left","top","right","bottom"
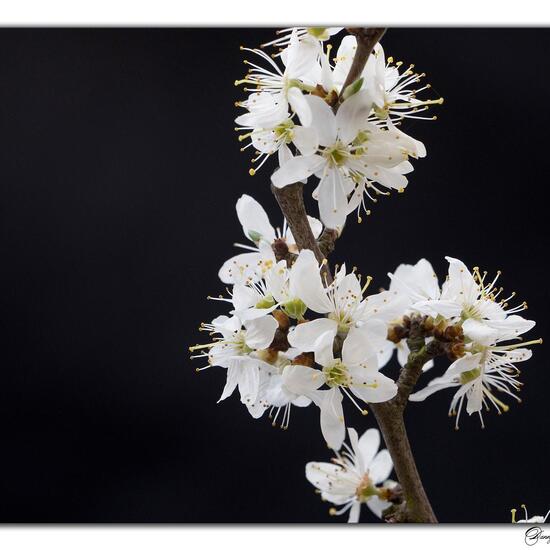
{"left": 270, "top": 27, "right": 438, "bottom": 523}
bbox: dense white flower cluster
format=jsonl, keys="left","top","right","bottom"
{"left": 191, "top": 27, "right": 541, "bottom": 523}
{"left": 192, "top": 194, "right": 406, "bottom": 448}
{"left": 191, "top": 195, "right": 540, "bottom": 451}
{"left": 395, "top": 257, "right": 541, "bottom": 428}
{"left": 235, "top": 28, "right": 442, "bottom": 231}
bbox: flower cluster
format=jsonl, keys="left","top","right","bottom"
{"left": 235, "top": 27, "right": 443, "bottom": 231}
{"left": 192, "top": 195, "right": 406, "bottom": 449}
{"left": 389, "top": 257, "right": 541, "bottom": 428}
{"left": 191, "top": 26, "right": 542, "bottom": 523}
{"left": 191, "top": 192, "right": 540, "bottom": 458}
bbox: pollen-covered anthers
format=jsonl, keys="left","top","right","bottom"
{"left": 321, "top": 267, "right": 372, "bottom": 332}
{"left": 261, "top": 27, "right": 335, "bottom": 52}
{"left": 349, "top": 188, "right": 372, "bottom": 224}
{"left": 235, "top": 119, "right": 296, "bottom": 176}
{"left": 206, "top": 285, "right": 234, "bottom": 305}
{"left": 374, "top": 57, "right": 444, "bottom": 123}
{"left": 268, "top": 403, "right": 293, "bottom": 430}
{"left": 472, "top": 266, "right": 528, "bottom": 315}
{"left": 189, "top": 321, "right": 221, "bottom": 366}
{"left": 188, "top": 338, "right": 216, "bottom": 369}
{"left": 235, "top": 46, "right": 285, "bottom": 93}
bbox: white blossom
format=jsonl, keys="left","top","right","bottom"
{"left": 409, "top": 343, "right": 540, "bottom": 428}
{"left": 293, "top": 328, "right": 397, "bottom": 449}
{"left": 333, "top": 38, "right": 443, "bottom": 122}
{"left": 218, "top": 194, "right": 322, "bottom": 284}
{"left": 271, "top": 92, "right": 425, "bottom": 230}
{"left": 190, "top": 314, "right": 278, "bottom": 411}
{"left": 287, "top": 249, "right": 406, "bottom": 360}
{"left": 306, "top": 427, "right": 395, "bottom": 522}
{"left": 413, "top": 257, "right": 535, "bottom": 346}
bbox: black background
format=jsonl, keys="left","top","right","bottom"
{"left": 0, "top": 28, "right": 548, "bottom": 523}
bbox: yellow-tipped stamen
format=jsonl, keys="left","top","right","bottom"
{"left": 362, "top": 275, "right": 373, "bottom": 294}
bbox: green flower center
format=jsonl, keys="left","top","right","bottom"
{"left": 459, "top": 367, "right": 481, "bottom": 385}
{"left": 355, "top": 474, "right": 379, "bottom": 502}
{"left": 274, "top": 120, "right": 295, "bottom": 144}
{"left": 282, "top": 298, "right": 307, "bottom": 320}
{"left": 307, "top": 27, "right": 328, "bottom": 39}
{"left": 255, "top": 295, "right": 276, "bottom": 309}
{"left": 323, "top": 359, "right": 350, "bottom": 388}
{"left": 323, "top": 143, "right": 349, "bottom": 167}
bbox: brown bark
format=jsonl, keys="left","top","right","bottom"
{"left": 271, "top": 182, "right": 332, "bottom": 283}
{"left": 370, "top": 339, "right": 439, "bottom": 523}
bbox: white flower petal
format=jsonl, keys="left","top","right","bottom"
{"left": 218, "top": 252, "right": 263, "bottom": 284}
{"left": 244, "top": 316, "right": 278, "bottom": 350}
{"left": 358, "top": 428, "right": 380, "bottom": 467}
{"left": 341, "top": 325, "right": 379, "bottom": 368}
{"left": 462, "top": 318, "right": 499, "bottom": 346}
{"left": 282, "top": 364, "right": 324, "bottom": 396}
{"left": 289, "top": 249, "right": 334, "bottom": 313}
{"left": 351, "top": 371, "right": 397, "bottom": 404}
{"left": 366, "top": 495, "right": 391, "bottom": 519}
{"left": 288, "top": 87, "right": 313, "bottom": 126}
{"left": 348, "top": 502, "right": 361, "bottom": 523}
{"left": 336, "top": 90, "right": 373, "bottom": 144}
{"left": 288, "top": 318, "right": 338, "bottom": 353}
{"left": 304, "top": 94, "right": 337, "bottom": 146}
{"left": 271, "top": 154, "right": 325, "bottom": 188}
{"left": 368, "top": 449, "right": 393, "bottom": 484}
{"left": 317, "top": 167, "right": 349, "bottom": 231}
{"left": 319, "top": 387, "right": 346, "bottom": 450}
{"left": 292, "top": 125, "right": 319, "bottom": 157}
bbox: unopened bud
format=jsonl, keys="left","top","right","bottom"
{"left": 341, "top": 77, "right": 364, "bottom": 101}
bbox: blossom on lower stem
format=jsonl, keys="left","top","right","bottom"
{"left": 409, "top": 342, "right": 541, "bottom": 428}
{"left": 218, "top": 194, "right": 322, "bottom": 284}
{"left": 300, "top": 329, "right": 397, "bottom": 449}
{"left": 511, "top": 504, "right": 550, "bottom": 524}
{"left": 305, "top": 427, "right": 395, "bottom": 522}
{"left": 263, "top": 362, "right": 322, "bottom": 429}
{"left": 189, "top": 314, "right": 278, "bottom": 410}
